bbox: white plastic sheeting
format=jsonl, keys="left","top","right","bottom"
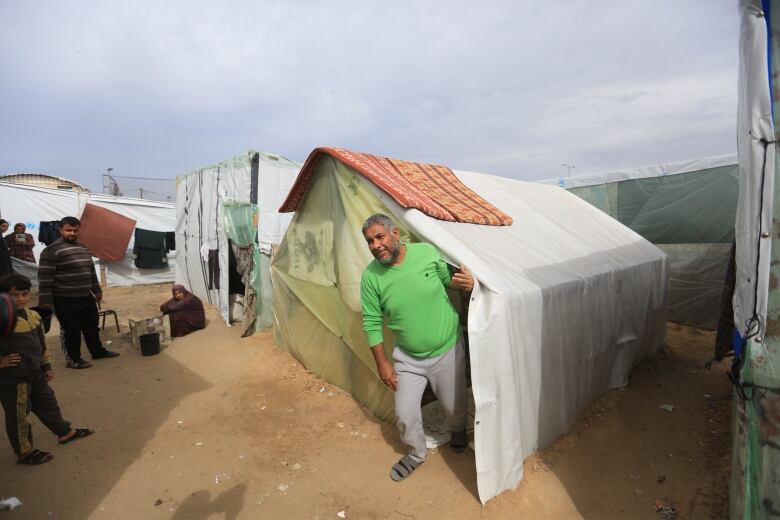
{"left": 734, "top": 0, "right": 773, "bottom": 339}
{"left": 540, "top": 154, "right": 737, "bottom": 189}
{"left": 0, "top": 182, "right": 176, "bottom": 286}
{"left": 175, "top": 151, "right": 300, "bottom": 324}
{"left": 377, "top": 172, "right": 668, "bottom": 503}
{"left": 273, "top": 156, "right": 669, "bottom": 504}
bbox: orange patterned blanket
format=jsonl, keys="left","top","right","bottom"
{"left": 279, "top": 147, "right": 513, "bottom": 226}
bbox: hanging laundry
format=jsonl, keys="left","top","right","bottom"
{"left": 208, "top": 249, "right": 220, "bottom": 290}
{"left": 133, "top": 229, "right": 168, "bottom": 269}
{"left": 38, "top": 221, "right": 62, "bottom": 246}
{"left": 165, "top": 232, "right": 176, "bottom": 251}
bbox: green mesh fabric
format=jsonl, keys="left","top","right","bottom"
{"left": 568, "top": 165, "right": 738, "bottom": 329}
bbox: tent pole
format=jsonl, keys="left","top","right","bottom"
{"left": 99, "top": 259, "right": 107, "bottom": 288}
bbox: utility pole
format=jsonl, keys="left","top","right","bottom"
{"left": 561, "top": 163, "right": 576, "bottom": 178}
{"left": 104, "top": 168, "right": 121, "bottom": 196}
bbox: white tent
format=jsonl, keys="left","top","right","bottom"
{"left": 0, "top": 182, "right": 176, "bottom": 287}
{"left": 271, "top": 150, "right": 669, "bottom": 503}
{"left": 175, "top": 151, "right": 301, "bottom": 328}
{"left": 539, "top": 154, "right": 738, "bottom": 329}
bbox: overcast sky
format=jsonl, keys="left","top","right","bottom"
{"left": 0, "top": 1, "right": 738, "bottom": 192}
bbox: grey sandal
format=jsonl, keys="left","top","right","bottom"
{"left": 390, "top": 455, "right": 423, "bottom": 482}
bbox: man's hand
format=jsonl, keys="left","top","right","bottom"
{"left": 44, "top": 370, "right": 54, "bottom": 381}
{"left": 0, "top": 353, "right": 21, "bottom": 369}
{"left": 371, "top": 344, "right": 398, "bottom": 392}
{"left": 377, "top": 361, "right": 398, "bottom": 392}
{"left": 95, "top": 292, "right": 103, "bottom": 304}
{"left": 450, "top": 264, "right": 474, "bottom": 292}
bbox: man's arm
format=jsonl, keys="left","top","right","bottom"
{"left": 361, "top": 272, "right": 396, "bottom": 389}
{"left": 431, "top": 246, "right": 473, "bottom": 292}
{"left": 89, "top": 255, "right": 102, "bottom": 302}
{"left": 360, "top": 273, "right": 385, "bottom": 348}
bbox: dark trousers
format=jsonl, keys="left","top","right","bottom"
{"left": 53, "top": 295, "right": 107, "bottom": 362}
{"left": 0, "top": 373, "right": 71, "bottom": 455}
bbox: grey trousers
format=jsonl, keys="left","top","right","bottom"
{"left": 393, "top": 336, "right": 467, "bottom": 463}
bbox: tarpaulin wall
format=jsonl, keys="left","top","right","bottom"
{"left": 542, "top": 158, "right": 738, "bottom": 330}
{"left": 731, "top": 1, "right": 780, "bottom": 518}
{"left": 175, "top": 151, "right": 300, "bottom": 328}
{"left": 272, "top": 155, "right": 668, "bottom": 503}
{"left": 0, "top": 182, "right": 176, "bottom": 287}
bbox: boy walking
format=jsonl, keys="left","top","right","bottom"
{"left": 0, "top": 274, "right": 93, "bottom": 465}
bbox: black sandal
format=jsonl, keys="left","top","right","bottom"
{"left": 59, "top": 428, "right": 94, "bottom": 445}
{"left": 66, "top": 360, "right": 92, "bottom": 369}
{"left": 450, "top": 430, "right": 468, "bottom": 453}
{"left": 17, "top": 449, "right": 54, "bottom": 465}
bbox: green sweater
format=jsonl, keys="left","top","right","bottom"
{"left": 361, "top": 242, "right": 460, "bottom": 358}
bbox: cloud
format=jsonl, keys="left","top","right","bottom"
{"left": 0, "top": 0, "right": 738, "bottom": 188}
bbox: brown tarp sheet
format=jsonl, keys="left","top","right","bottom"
{"left": 78, "top": 203, "right": 136, "bottom": 261}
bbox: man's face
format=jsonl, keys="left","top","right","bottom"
{"left": 61, "top": 223, "right": 79, "bottom": 242}
{"left": 8, "top": 288, "right": 30, "bottom": 308}
{"left": 363, "top": 224, "right": 401, "bottom": 265}
{"left": 13, "top": 224, "right": 23, "bottom": 234}
{"left": 173, "top": 290, "right": 185, "bottom": 301}
{"left": 0, "top": 223, "right": 8, "bottom": 234}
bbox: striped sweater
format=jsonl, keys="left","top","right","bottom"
{"left": 0, "top": 309, "right": 51, "bottom": 383}
{"left": 38, "top": 238, "right": 101, "bottom": 306}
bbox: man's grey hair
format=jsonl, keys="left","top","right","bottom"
{"left": 361, "top": 213, "right": 397, "bottom": 235}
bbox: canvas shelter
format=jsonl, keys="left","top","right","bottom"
{"left": 0, "top": 181, "right": 176, "bottom": 287}
{"left": 175, "top": 151, "right": 301, "bottom": 333}
{"left": 539, "top": 154, "right": 738, "bottom": 330}
{"left": 271, "top": 147, "right": 669, "bottom": 503}
{"left": 729, "top": 2, "right": 780, "bottom": 517}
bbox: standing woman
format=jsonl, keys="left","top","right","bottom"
{"left": 0, "top": 220, "right": 12, "bottom": 275}
{"left": 6, "top": 223, "right": 36, "bottom": 264}
{"left": 160, "top": 285, "right": 206, "bottom": 337}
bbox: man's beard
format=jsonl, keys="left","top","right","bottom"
{"left": 377, "top": 238, "right": 401, "bottom": 265}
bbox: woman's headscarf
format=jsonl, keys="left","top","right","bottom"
{"left": 172, "top": 284, "right": 192, "bottom": 298}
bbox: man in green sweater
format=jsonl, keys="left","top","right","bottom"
{"left": 360, "top": 213, "right": 473, "bottom": 482}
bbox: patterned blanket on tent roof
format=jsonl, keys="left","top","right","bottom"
{"left": 279, "top": 147, "right": 513, "bottom": 226}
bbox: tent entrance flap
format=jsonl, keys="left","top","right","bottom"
{"left": 223, "top": 202, "right": 264, "bottom": 336}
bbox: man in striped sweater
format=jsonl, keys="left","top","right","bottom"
{"left": 38, "top": 217, "right": 119, "bottom": 369}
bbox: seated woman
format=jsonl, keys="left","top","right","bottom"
{"left": 6, "top": 223, "right": 36, "bottom": 264}
{"left": 160, "top": 285, "right": 206, "bottom": 337}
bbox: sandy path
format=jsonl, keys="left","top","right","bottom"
{"left": 0, "top": 285, "right": 731, "bottom": 519}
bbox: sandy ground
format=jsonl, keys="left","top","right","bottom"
{"left": 0, "top": 284, "right": 731, "bottom": 519}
